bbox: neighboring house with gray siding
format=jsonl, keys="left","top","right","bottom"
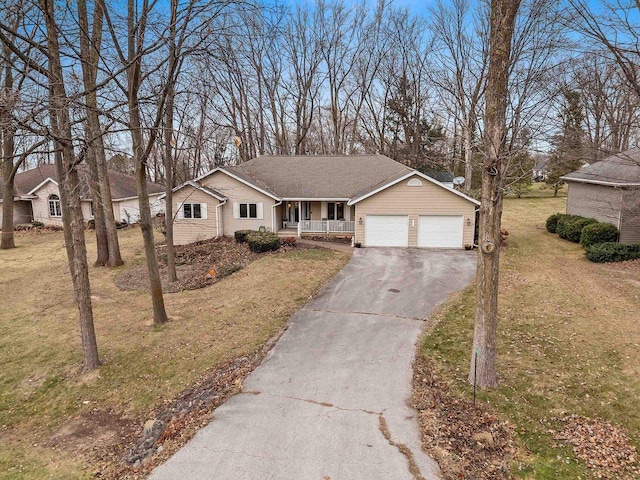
{"left": 0, "top": 164, "right": 164, "bottom": 227}
{"left": 167, "top": 155, "right": 480, "bottom": 249}
{"left": 561, "top": 149, "right": 640, "bottom": 244}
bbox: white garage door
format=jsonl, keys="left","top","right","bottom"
{"left": 365, "top": 215, "right": 409, "bottom": 247}
{"left": 418, "top": 215, "right": 464, "bottom": 248}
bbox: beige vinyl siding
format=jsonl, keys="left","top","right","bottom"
{"left": 354, "top": 175, "right": 476, "bottom": 248}
{"left": 566, "top": 182, "right": 623, "bottom": 226}
{"left": 203, "top": 171, "right": 276, "bottom": 235}
{"left": 0, "top": 200, "right": 32, "bottom": 226}
{"left": 621, "top": 188, "right": 640, "bottom": 244}
{"left": 31, "top": 181, "right": 63, "bottom": 227}
{"left": 81, "top": 201, "right": 93, "bottom": 220}
{"left": 172, "top": 187, "right": 218, "bottom": 245}
{"left": 115, "top": 194, "right": 164, "bottom": 223}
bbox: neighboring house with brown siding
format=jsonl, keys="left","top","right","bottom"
{"left": 561, "top": 149, "right": 640, "bottom": 244}
{"left": 0, "top": 164, "right": 164, "bottom": 227}
{"left": 167, "top": 155, "right": 480, "bottom": 249}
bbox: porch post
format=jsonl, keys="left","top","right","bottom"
{"left": 297, "top": 201, "right": 302, "bottom": 237}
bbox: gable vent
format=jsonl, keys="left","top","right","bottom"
{"left": 407, "top": 178, "right": 423, "bottom": 187}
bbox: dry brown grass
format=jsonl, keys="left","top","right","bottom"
{"left": 418, "top": 195, "right": 640, "bottom": 478}
{"left": 0, "top": 227, "right": 349, "bottom": 478}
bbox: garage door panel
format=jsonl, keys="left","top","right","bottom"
{"left": 418, "top": 215, "right": 463, "bottom": 248}
{"left": 365, "top": 215, "right": 408, "bottom": 247}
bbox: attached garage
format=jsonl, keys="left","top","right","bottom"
{"left": 365, "top": 215, "right": 409, "bottom": 247}
{"left": 418, "top": 215, "right": 464, "bottom": 248}
{"left": 350, "top": 172, "right": 480, "bottom": 249}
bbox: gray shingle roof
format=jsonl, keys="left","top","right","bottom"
{"left": 561, "top": 149, "right": 640, "bottom": 186}
{"left": 224, "top": 155, "right": 413, "bottom": 199}
{"left": 0, "top": 164, "right": 164, "bottom": 201}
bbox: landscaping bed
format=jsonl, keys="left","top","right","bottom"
{"left": 114, "top": 237, "right": 259, "bottom": 293}
{"left": 304, "top": 234, "right": 352, "bottom": 244}
{"left": 114, "top": 237, "right": 303, "bottom": 293}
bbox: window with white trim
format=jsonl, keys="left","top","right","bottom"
{"left": 183, "top": 203, "right": 203, "bottom": 219}
{"left": 239, "top": 203, "right": 258, "bottom": 219}
{"left": 48, "top": 194, "right": 62, "bottom": 217}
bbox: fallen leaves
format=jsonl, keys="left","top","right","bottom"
{"left": 413, "top": 356, "right": 516, "bottom": 479}
{"left": 551, "top": 414, "right": 640, "bottom": 479}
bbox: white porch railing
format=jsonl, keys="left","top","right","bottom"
{"left": 299, "top": 220, "right": 355, "bottom": 233}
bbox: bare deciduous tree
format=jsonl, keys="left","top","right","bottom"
{"left": 470, "top": 0, "right": 521, "bottom": 388}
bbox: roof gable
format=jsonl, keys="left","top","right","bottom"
{"left": 165, "top": 181, "right": 227, "bottom": 201}
{"left": 348, "top": 171, "right": 481, "bottom": 206}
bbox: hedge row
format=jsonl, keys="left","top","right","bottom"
{"left": 546, "top": 213, "right": 618, "bottom": 245}
{"left": 546, "top": 212, "right": 640, "bottom": 263}
{"left": 579, "top": 222, "right": 619, "bottom": 248}
{"left": 585, "top": 243, "right": 640, "bottom": 263}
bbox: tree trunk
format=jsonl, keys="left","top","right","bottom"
{"left": 1, "top": 54, "right": 15, "bottom": 250}
{"left": 1, "top": 166, "right": 16, "bottom": 250}
{"left": 127, "top": 0, "right": 168, "bottom": 325}
{"left": 164, "top": 0, "right": 178, "bottom": 283}
{"left": 469, "top": 0, "right": 520, "bottom": 388}
{"left": 463, "top": 122, "right": 474, "bottom": 193}
{"left": 86, "top": 139, "right": 109, "bottom": 265}
{"left": 40, "top": 0, "right": 101, "bottom": 370}
{"left": 77, "top": 0, "right": 123, "bottom": 267}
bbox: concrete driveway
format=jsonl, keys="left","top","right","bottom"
{"left": 151, "top": 248, "right": 476, "bottom": 480}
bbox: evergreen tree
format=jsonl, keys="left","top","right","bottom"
{"left": 546, "top": 89, "right": 586, "bottom": 196}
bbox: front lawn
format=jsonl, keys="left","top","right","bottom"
{"left": 416, "top": 194, "right": 640, "bottom": 478}
{"left": 0, "top": 228, "right": 349, "bottom": 478}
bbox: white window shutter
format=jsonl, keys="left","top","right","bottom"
{"left": 257, "top": 202, "right": 264, "bottom": 219}
{"left": 201, "top": 203, "right": 208, "bottom": 220}
{"left": 177, "top": 202, "right": 183, "bottom": 219}
{"left": 233, "top": 202, "right": 240, "bottom": 219}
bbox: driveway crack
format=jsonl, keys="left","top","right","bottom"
{"left": 242, "top": 390, "right": 381, "bottom": 415}
{"left": 305, "top": 308, "right": 425, "bottom": 322}
{"left": 378, "top": 414, "right": 425, "bottom": 480}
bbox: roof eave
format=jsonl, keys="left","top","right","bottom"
{"left": 160, "top": 180, "right": 228, "bottom": 201}
{"left": 560, "top": 176, "right": 640, "bottom": 187}
{"left": 196, "top": 167, "right": 280, "bottom": 200}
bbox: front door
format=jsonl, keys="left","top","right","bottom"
{"left": 287, "top": 204, "right": 299, "bottom": 223}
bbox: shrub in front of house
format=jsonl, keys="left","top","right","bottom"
{"left": 556, "top": 216, "right": 598, "bottom": 243}
{"left": 546, "top": 213, "right": 568, "bottom": 233}
{"left": 579, "top": 222, "right": 619, "bottom": 248}
{"left": 281, "top": 237, "right": 297, "bottom": 247}
{"left": 585, "top": 243, "right": 640, "bottom": 263}
{"left": 234, "top": 230, "right": 254, "bottom": 243}
{"left": 246, "top": 232, "right": 281, "bottom": 253}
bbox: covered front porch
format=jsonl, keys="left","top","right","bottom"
{"left": 278, "top": 200, "right": 355, "bottom": 236}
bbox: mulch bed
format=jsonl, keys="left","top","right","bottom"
{"left": 550, "top": 414, "right": 639, "bottom": 479}
{"left": 305, "top": 235, "right": 352, "bottom": 244}
{"left": 412, "top": 356, "right": 517, "bottom": 479}
{"left": 114, "top": 237, "right": 276, "bottom": 293}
